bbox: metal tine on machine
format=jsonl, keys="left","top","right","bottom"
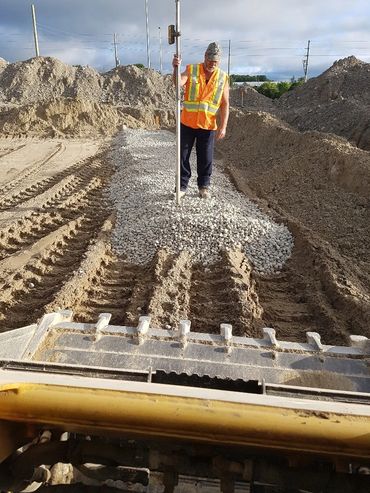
{"left": 137, "top": 316, "right": 151, "bottom": 345}
{"left": 306, "top": 332, "right": 324, "bottom": 351}
{"left": 350, "top": 335, "right": 369, "bottom": 351}
{"left": 220, "top": 323, "right": 233, "bottom": 353}
{"left": 178, "top": 320, "right": 191, "bottom": 348}
{"left": 262, "top": 328, "right": 279, "bottom": 348}
{"left": 94, "top": 313, "right": 112, "bottom": 342}
{"left": 1, "top": 310, "right": 369, "bottom": 392}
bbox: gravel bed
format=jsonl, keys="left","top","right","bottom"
{"left": 109, "top": 128, "right": 294, "bottom": 273}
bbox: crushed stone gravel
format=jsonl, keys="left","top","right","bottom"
{"left": 109, "top": 128, "right": 294, "bottom": 273}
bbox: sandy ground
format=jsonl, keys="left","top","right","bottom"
{"left": 0, "top": 135, "right": 367, "bottom": 346}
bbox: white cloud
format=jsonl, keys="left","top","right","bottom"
{"left": 0, "top": 0, "right": 369, "bottom": 78}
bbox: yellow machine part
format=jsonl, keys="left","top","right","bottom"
{"left": 0, "top": 381, "right": 369, "bottom": 461}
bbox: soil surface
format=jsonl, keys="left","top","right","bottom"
{"left": 0, "top": 56, "right": 369, "bottom": 348}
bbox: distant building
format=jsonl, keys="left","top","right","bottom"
{"left": 233, "top": 81, "right": 277, "bottom": 87}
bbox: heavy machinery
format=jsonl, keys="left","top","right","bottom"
{"left": 0, "top": 310, "right": 369, "bottom": 492}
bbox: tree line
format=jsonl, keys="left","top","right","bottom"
{"left": 230, "top": 74, "right": 305, "bottom": 98}
{"left": 230, "top": 74, "right": 269, "bottom": 82}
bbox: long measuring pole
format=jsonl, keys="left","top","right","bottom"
{"left": 31, "top": 4, "right": 40, "bottom": 57}
{"left": 175, "top": 0, "right": 181, "bottom": 205}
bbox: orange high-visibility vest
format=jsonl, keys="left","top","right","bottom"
{"left": 181, "top": 63, "right": 227, "bottom": 130}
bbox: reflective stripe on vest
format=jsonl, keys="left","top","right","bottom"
{"left": 183, "top": 101, "right": 219, "bottom": 115}
{"left": 182, "top": 63, "right": 227, "bottom": 130}
{"left": 188, "top": 64, "right": 200, "bottom": 101}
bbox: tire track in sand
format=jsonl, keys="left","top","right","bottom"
{"left": 0, "top": 212, "right": 109, "bottom": 331}
{"left": 0, "top": 157, "right": 111, "bottom": 260}
{"left": 1, "top": 142, "right": 65, "bottom": 194}
{"left": 46, "top": 218, "right": 155, "bottom": 327}
{"left": 188, "top": 250, "right": 263, "bottom": 336}
{"left": 0, "top": 142, "right": 27, "bottom": 159}
{"left": 256, "top": 271, "right": 321, "bottom": 342}
{"left": 0, "top": 152, "right": 107, "bottom": 211}
{"left": 47, "top": 237, "right": 264, "bottom": 335}
{"left": 0, "top": 154, "right": 113, "bottom": 331}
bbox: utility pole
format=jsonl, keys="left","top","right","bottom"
{"left": 145, "top": 0, "right": 151, "bottom": 68}
{"left": 31, "top": 4, "right": 40, "bottom": 57}
{"left": 113, "top": 33, "right": 120, "bottom": 68}
{"left": 158, "top": 27, "right": 163, "bottom": 73}
{"left": 227, "top": 39, "right": 231, "bottom": 79}
{"left": 303, "top": 39, "right": 310, "bottom": 82}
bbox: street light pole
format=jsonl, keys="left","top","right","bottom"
{"left": 227, "top": 39, "right": 231, "bottom": 79}
{"left": 159, "top": 27, "right": 163, "bottom": 73}
{"left": 31, "top": 4, "right": 40, "bottom": 57}
{"left": 303, "top": 39, "right": 310, "bottom": 82}
{"left": 145, "top": 0, "right": 151, "bottom": 68}
{"left": 114, "top": 33, "right": 120, "bottom": 68}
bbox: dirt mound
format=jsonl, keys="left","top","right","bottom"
{"left": 0, "top": 57, "right": 102, "bottom": 104}
{"left": 277, "top": 56, "right": 370, "bottom": 150}
{"left": 0, "top": 98, "right": 175, "bottom": 137}
{"left": 219, "top": 110, "right": 370, "bottom": 338}
{"left": 103, "top": 65, "right": 175, "bottom": 108}
{"left": 0, "top": 57, "right": 7, "bottom": 76}
{"left": 219, "top": 109, "right": 370, "bottom": 282}
{"left": 0, "top": 56, "right": 175, "bottom": 137}
{"left": 230, "top": 84, "right": 275, "bottom": 111}
{"left": 0, "top": 56, "right": 175, "bottom": 109}
{"left": 282, "top": 56, "right": 370, "bottom": 104}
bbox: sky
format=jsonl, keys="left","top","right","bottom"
{"left": 0, "top": 0, "right": 369, "bottom": 80}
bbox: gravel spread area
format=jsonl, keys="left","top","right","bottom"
{"left": 109, "top": 128, "right": 294, "bottom": 273}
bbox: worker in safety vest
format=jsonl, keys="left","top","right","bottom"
{"left": 172, "top": 42, "right": 229, "bottom": 199}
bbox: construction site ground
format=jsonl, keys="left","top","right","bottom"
{"left": 0, "top": 55, "right": 369, "bottom": 347}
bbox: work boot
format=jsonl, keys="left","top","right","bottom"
{"left": 198, "top": 187, "right": 209, "bottom": 199}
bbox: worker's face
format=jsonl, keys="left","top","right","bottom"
{"left": 204, "top": 56, "right": 219, "bottom": 73}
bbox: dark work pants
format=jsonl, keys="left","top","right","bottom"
{"left": 180, "top": 123, "right": 216, "bottom": 190}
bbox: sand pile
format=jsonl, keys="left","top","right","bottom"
{"left": 103, "top": 65, "right": 175, "bottom": 107}
{"left": 0, "top": 57, "right": 103, "bottom": 104}
{"left": 0, "top": 58, "right": 7, "bottom": 78}
{"left": 219, "top": 109, "right": 370, "bottom": 336}
{"left": 277, "top": 56, "right": 370, "bottom": 150}
{"left": 0, "top": 56, "right": 175, "bottom": 108}
{"left": 230, "top": 84, "right": 275, "bottom": 112}
{"left": 0, "top": 98, "right": 175, "bottom": 137}
{"left": 0, "top": 57, "right": 176, "bottom": 137}
{"left": 219, "top": 110, "right": 370, "bottom": 287}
